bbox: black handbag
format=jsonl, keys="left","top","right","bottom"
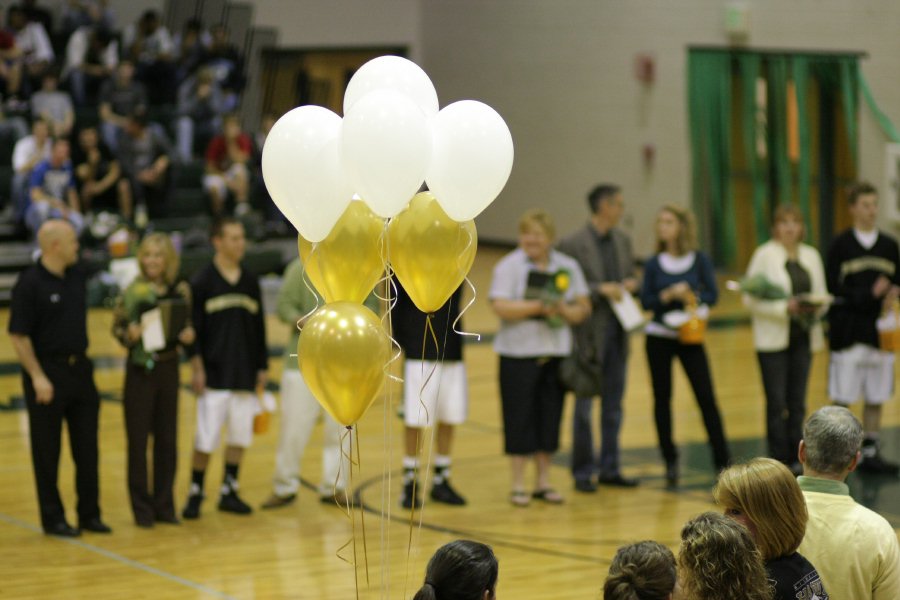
{"left": 559, "top": 350, "right": 603, "bottom": 396}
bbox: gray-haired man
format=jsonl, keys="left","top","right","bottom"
{"left": 797, "top": 406, "right": 900, "bottom": 599}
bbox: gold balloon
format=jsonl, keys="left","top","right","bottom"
{"left": 298, "top": 201, "right": 385, "bottom": 303}
{"left": 298, "top": 302, "right": 391, "bottom": 426}
{"left": 388, "top": 192, "right": 477, "bottom": 313}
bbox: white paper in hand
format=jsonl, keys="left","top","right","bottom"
{"left": 612, "top": 293, "right": 646, "bottom": 332}
{"left": 140, "top": 307, "right": 166, "bottom": 351}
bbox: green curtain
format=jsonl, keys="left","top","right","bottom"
{"left": 688, "top": 51, "right": 735, "bottom": 266}
{"left": 768, "top": 57, "right": 793, "bottom": 206}
{"left": 688, "top": 49, "right": 860, "bottom": 267}
{"left": 792, "top": 56, "right": 812, "bottom": 234}
{"left": 738, "top": 54, "right": 767, "bottom": 243}
{"left": 860, "top": 71, "right": 900, "bottom": 143}
{"left": 839, "top": 58, "right": 859, "bottom": 165}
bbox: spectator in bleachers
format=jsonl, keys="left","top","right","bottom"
{"left": 175, "top": 68, "right": 224, "bottom": 163}
{"left": 173, "top": 18, "right": 208, "bottom": 86}
{"left": 98, "top": 60, "right": 148, "bottom": 151}
{"left": 0, "top": 27, "right": 25, "bottom": 104}
{"left": 73, "top": 125, "right": 126, "bottom": 220}
{"left": 201, "top": 24, "right": 243, "bottom": 113}
{"left": 203, "top": 113, "right": 250, "bottom": 216}
{"left": 0, "top": 102, "right": 28, "bottom": 142}
{"left": 60, "top": 0, "right": 115, "bottom": 40}
{"left": 11, "top": 117, "right": 50, "bottom": 224}
{"left": 18, "top": 0, "right": 53, "bottom": 38}
{"left": 254, "top": 111, "right": 276, "bottom": 153}
{"left": 6, "top": 5, "right": 54, "bottom": 96}
{"left": 63, "top": 26, "right": 118, "bottom": 107}
{"left": 116, "top": 112, "right": 171, "bottom": 220}
{"left": 252, "top": 112, "right": 284, "bottom": 228}
{"left": 123, "top": 10, "right": 175, "bottom": 105}
{"left": 26, "top": 138, "right": 83, "bottom": 235}
{"left": 0, "top": 105, "right": 28, "bottom": 219}
{"left": 30, "top": 70, "right": 74, "bottom": 138}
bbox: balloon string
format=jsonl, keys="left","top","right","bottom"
{"left": 377, "top": 217, "right": 394, "bottom": 600}
{"left": 334, "top": 426, "right": 359, "bottom": 600}
{"left": 299, "top": 239, "right": 324, "bottom": 327}
{"left": 451, "top": 226, "right": 480, "bottom": 341}
{"left": 453, "top": 275, "right": 481, "bottom": 342}
{"left": 355, "top": 423, "right": 370, "bottom": 588}
{"left": 376, "top": 222, "right": 403, "bottom": 386}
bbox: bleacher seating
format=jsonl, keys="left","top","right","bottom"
{"left": 0, "top": 0, "right": 290, "bottom": 307}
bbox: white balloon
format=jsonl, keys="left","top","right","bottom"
{"left": 341, "top": 89, "right": 432, "bottom": 218}
{"left": 426, "top": 100, "right": 514, "bottom": 222}
{"left": 343, "top": 55, "right": 439, "bottom": 118}
{"left": 262, "top": 105, "right": 353, "bottom": 242}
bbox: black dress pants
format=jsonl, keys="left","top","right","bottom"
{"left": 645, "top": 336, "right": 730, "bottom": 470}
{"left": 23, "top": 356, "right": 101, "bottom": 529}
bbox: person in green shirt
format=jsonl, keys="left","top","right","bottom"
{"left": 260, "top": 257, "right": 350, "bottom": 508}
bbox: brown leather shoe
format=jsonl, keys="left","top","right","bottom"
{"left": 260, "top": 493, "right": 296, "bottom": 509}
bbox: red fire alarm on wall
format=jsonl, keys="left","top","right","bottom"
{"left": 635, "top": 53, "right": 655, "bottom": 84}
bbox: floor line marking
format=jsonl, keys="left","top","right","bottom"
{"left": 0, "top": 512, "right": 239, "bottom": 600}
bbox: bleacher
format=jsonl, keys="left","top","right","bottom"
{"left": 0, "top": 0, "right": 288, "bottom": 305}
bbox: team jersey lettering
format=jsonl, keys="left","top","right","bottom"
{"left": 839, "top": 256, "right": 895, "bottom": 281}
{"left": 205, "top": 293, "right": 259, "bottom": 315}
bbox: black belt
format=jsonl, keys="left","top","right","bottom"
{"left": 40, "top": 353, "right": 87, "bottom": 366}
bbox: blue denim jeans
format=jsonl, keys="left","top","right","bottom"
{"left": 571, "top": 321, "right": 627, "bottom": 481}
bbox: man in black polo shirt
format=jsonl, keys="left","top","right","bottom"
{"left": 8, "top": 219, "right": 112, "bottom": 537}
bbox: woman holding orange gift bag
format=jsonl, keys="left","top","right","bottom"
{"left": 639, "top": 204, "right": 729, "bottom": 488}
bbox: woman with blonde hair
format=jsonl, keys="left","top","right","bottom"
{"left": 677, "top": 511, "right": 772, "bottom": 600}
{"left": 489, "top": 209, "right": 591, "bottom": 506}
{"left": 113, "top": 232, "right": 194, "bottom": 527}
{"left": 639, "top": 204, "right": 729, "bottom": 487}
{"left": 743, "top": 205, "right": 827, "bottom": 473}
{"left": 603, "top": 540, "right": 676, "bottom": 600}
{"left": 714, "top": 457, "right": 828, "bottom": 600}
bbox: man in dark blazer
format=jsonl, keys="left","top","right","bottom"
{"left": 558, "top": 184, "right": 638, "bottom": 491}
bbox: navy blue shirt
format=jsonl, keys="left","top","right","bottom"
{"left": 640, "top": 251, "right": 718, "bottom": 326}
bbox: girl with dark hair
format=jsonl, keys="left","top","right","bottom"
{"left": 413, "top": 540, "right": 498, "bottom": 600}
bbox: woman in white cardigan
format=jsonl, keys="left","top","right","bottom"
{"left": 743, "top": 205, "right": 827, "bottom": 473}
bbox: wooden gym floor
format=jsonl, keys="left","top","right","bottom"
{"left": 0, "top": 246, "right": 898, "bottom": 599}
